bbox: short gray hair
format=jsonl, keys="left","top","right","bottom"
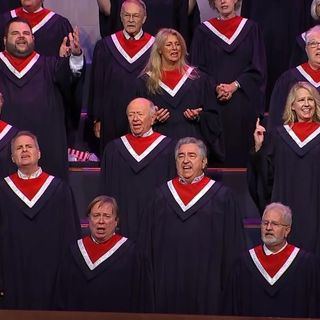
{"left": 311, "top": 0, "right": 320, "bottom": 20}
{"left": 120, "top": 0, "right": 147, "bottom": 17}
{"left": 126, "top": 97, "right": 157, "bottom": 116}
{"left": 262, "top": 202, "right": 292, "bottom": 226}
{"left": 11, "top": 131, "right": 40, "bottom": 153}
{"left": 305, "top": 25, "right": 320, "bottom": 43}
{"left": 174, "top": 137, "right": 207, "bottom": 160}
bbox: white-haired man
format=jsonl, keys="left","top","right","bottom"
{"left": 223, "top": 202, "right": 320, "bottom": 318}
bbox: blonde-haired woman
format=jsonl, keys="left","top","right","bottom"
{"left": 249, "top": 81, "right": 320, "bottom": 256}
{"left": 137, "top": 28, "right": 224, "bottom": 162}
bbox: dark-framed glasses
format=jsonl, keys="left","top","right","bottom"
{"left": 261, "top": 220, "right": 288, "bottom": 228}
{"left": 307, "top": 41, "right": 320, "bottom": 48}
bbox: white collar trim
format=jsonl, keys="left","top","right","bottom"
{"left": 167, "top": 178, "right": 215, "bottom": 212}
{"left": 111, "top": 33, "right": 154, "bottom": 64}
{"left": 249, "top": 246, "right": 300, "bottom": 285}
{"left": 296, "top": 65, "right": 320, "bottom": 87}
{"left": 203, "top": 18, "right": 247, "bottom": 45}
{"left": 78, "top": 237, "right": 127, "bottom": 270}
{"left": 11, "top": 9, "right": 55, "bottom": 33}
{"left": 0, "top": 52, "right": 40, "bottom": 79}
{"left": 4, "top": 174, "right": 54, "bottom": 208}
{"left": 0, "top": 123, "right": 12, "bottom": 141}
{"left": 283, "top": 124, "right": 320, "bottom": 148}
{"left": 159, "top": 66, "right": 194, "bottom": 97}
{"left": 120, "top": 134, "right": 166, "bottom": 162}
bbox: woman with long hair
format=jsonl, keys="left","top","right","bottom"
{"left": 248, "top": 81, "right": 320, "bottom": 256}
{"left": 137, "top": 28, "right": 224, "bottom": 162}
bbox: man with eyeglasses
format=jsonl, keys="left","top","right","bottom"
{"left": 223, "top": 202, "right": 320, "bottom": 318}
{"left": 55, "top": 195, "right": 138, "bottom": 311}
{"left": 89, "top": 0, "right": 155, "bottom": 155}
{"left": 268, "top": 25, "right": 320, "bottom": 129}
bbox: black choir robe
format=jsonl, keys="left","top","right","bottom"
{"left": 89, "top": 32, "right": 154, "bottom": 152}
{"left": 136, "top": 69, "right": 224, "bottom": 162}
{"left": 247, "top": 125, "right": 320, "bottom": 255}
{"left": 98, "top": 0, "right": 200, "bottom": 47}
{"left": 268, "top": 65, "right": 320, "bottom": 129}
{"left": 0, "top": 8, "right": 73, "bottom": 56}
{"left": 0, "top": 53, "right": 82, "bottom": 180}
{"left": 241, "top": 0, "right": 313, "bottom": 106}
{"left": 0, "top": 0, "right": 19, "bottom": 14}
{"left": 0, "top": 172, "right": 80, "bottom": 310}
{"left": 0, "top": 8, "right": 83, "bottom": 146}
{"left": 139, "top": 178, "right": 245, "bottom": 314}
{"left": 100, "top": 133, "right": 175, "bottom": 241}
{"left": 290, "top": 32, "right": 308, "bottom": 68}
{"left": 223, "top": 245, "right": 320, "bottom": 317}
{"left": 55, "top": 236, "right": 136, "bottom": 312}
{"left": 190, "top": 17, "right": 266, "bottom": 167}
{"left": 0, "top": 120, "right": 18, "bottom": 178}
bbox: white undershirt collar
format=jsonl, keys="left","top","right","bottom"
{"left": 263, "top": 242, "right": 288, "bottom": 256}
{"left": 17, "top": 167, "right": 42, "bottom": 179}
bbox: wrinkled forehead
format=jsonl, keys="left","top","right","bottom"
{"left": 8, "top": 21, "right": 32, "bottom": 34}
{"left": 122, "top": 2, "right": 144, "bottom": 14}
{"left": 306, "top": 30, "right": 320, "bottom": 42}
{"left": 178, "top": 143, "right": 201, "bottom": 155}
{"left": 262, "top": 209, "right": 284, "bottom": 222}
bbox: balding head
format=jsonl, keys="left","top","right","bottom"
{"left": 126, "top": 98, "right": 156, "bottom": 136}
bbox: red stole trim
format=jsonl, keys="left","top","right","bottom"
{"left": 82, "top": 234, "right": 123, "bottom": 263}
{"left": 3, "top": 51, "right": 37, "bottom": 72}
{"left": 292, "top": 122, "right": 320, "bottom": 142}
{"left": 161, "top": 68, "right": 186, "bottom": 90}
{"left": 301, "top": 63, "right": 320, "bottom": 83}
{"left": 14, "top": 7, "right": 52, "bottom": 28}
{"left": 9, "top": 172, "right": 49, "bottom": 201}
{"left": 254, "top": 244, "right": 295, "bottom": 278}
{"left": 125, "top": 132, "right": 161, "bottom": 155}
{"left": 172, "top": 176, "right": 211, "bottom": 205}
{"left": 0, "top": 120, "right": 9, "bottom": 133}
{"left": 207, "top": 16, "right": 243, "bottom": 39}
{"left": 115, "top": 31, "right": 152, "bottom": 58}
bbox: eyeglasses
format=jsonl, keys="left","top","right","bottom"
{"left": 306, "top": 41, "right": 320, "bottom": 48}
{"left": 122, "top": 13, "right": 141, "bottom": 20}
{"left": 261, "top": 220, "right": 289, "bottom": 228}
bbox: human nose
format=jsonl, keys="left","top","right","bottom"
{"left": 182, "top": 155, "right": 190, "bottom": 163}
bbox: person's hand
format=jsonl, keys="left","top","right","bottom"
{"left": 156, "top": 108, "right": 170, "bottom": 123}
{"left": 253, "top": 118, "right": 266, "bottom": 152}
{"left": 93, "top": 121, "right": 101, "bottom": 139}
{"left": 216, "top": 82, "right": 238, "bottom": 102}
{"left": 59, "top": 27, "right": 82, "bottom": 57}
{"left": 59, "top": 36, "right": 71, "bottom": 57}
{"left": 69, "top": 26, "right": 82, "bottom": 56}
{"left": 183, "top": 108, "right": 203, "bottom": 120}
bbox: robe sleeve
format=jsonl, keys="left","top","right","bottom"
{"left": 88, "top": 39, "right": 106, "bottom": 122}
{"left": 247, "top": 131, "right": 275, "bottom": 214}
